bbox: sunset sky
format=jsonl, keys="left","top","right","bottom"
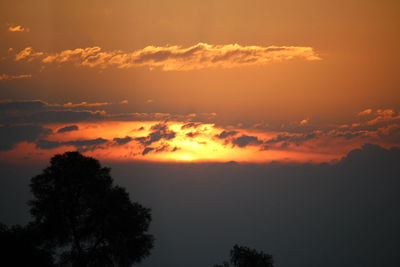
{"left": 1, "top": 1, "right": 400, "bottom": 266}
{"left": 1, "top": 0, "right": 399, "bottom": 163}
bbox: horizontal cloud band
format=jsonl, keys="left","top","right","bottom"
{"left": 16, "top": 43, "right": 320, "bottom": 71}
{"left": 0, "top": 74, "right": 32, "bottom": 81}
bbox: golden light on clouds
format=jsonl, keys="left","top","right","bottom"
{"left": 8, "top": 25, "right": 29, "bottom": 32}
{"left": 0, "top": 121, "right": 368, "bottom": 164}
{"left": 13, "top": 43, "right": 320, "bottom": 71}
{"left": 0, "top": 99, "right": 399, "bottom": 164}
{"left": 14, "top": 47, "right": 43, "bottom": 61}
{"left": 0, "top": 73, "right": 32, "bottom": 81}
{"left": 1, "top": 0, "right": 399, "bottom": 166}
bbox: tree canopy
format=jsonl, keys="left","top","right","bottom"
{"left": 214, "top": 244, "right": 274, "bottom": 267}
{"left": 0, "top": 223, "right": 54, "bottom": 267}
{"left": 29, "top": 151, "right": 154, "bottom": 267}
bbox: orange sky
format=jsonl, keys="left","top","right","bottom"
{"left": 0, "top": 0, "right": 399, "bottom": 163}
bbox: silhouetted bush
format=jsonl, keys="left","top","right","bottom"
{"left": 215, "top": 244, "right": 274, "bottom": 267}
{"left": 0, "top": 223, "right": 54, "bottom": 266}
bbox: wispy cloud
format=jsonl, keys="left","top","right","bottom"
{"left": 0, "top": 99, "right": 127, "bottom": 110}
{"left": 300, "top": 118, "right": 309, "bottom": 126}
{"left": 15, "top": 47, "right": 43, "bottom": 61}
{"left": 0, "top": 74, "right": 32, "bottom": 81}
{"left": 13, "top": 43, "right": 320, "bottom": 71}
{"left": 57, "top": 125, "right": 79, "bottom": 133}
{"left": 60, "top": 100, "right": 128, "bottom": 108}
{"left": 8, "top": 25, "right": 29, "bottom": 32}
{"left": 357, "top": 108, "right": 373, "bottom": 116}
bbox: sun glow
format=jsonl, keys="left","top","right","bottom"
{"left": 0, "top": 120, "right": 349, "bottom": 164}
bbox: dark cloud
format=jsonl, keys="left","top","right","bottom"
{"left": 0, "top": 124, "right": 51, "bottom": 151}
{"left": 141, "top": 144, "right": 179, "bottom": 156}
{"left": 1, "top": 110, "right": 106, "bottom": 124}
{"left": 215, "top": 130, "right": 238, "bottom": 139}
{"left": 0, "top": 99, "right": 124, "bottom": 112}
{"left": 0, "top": 99, "right": 127, "bottom": 124}
{"left": 29, "top": 110, "right": 104, "bottom": 123}
{"left": 36, "top": 138, "right": 108, "bottom": 150}
{"left": 113, "top": 136, "right": 133, "bottom": 145}
{"left": 232, "top": 135, "right": 262, "bottom": 147}
{"left": 57, "top": 125, "right": 79, "bottom": 133}
{"left": 339, "top": 143, "right": 400, "bottom": 167}
{"left": 265, "top": 133, "right": 317, "bottom": 145}
{"left": 186, "top": 132, "right": 200, "bottom": 138}
{"left": 142, "top": 147, "right": 154, "bottom": 155}
{"left": 181, "top": 122, "right": 202, "bottom": 129}
{"left": 155, "top": 145, "right": 171, "bottom": 153}
{"left": 135, "top": 123, "right": 177, "bottom": 156}
{"left": 0, "top": 100, "right": 47, "bottom": 112}
{"left": 135, "top": 123, "right": 176, "bottom": 146}
{"left": 0, "top": 100, "right": 219, "bottom": 126}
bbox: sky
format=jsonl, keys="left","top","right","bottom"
{"left": 1, "top": 0, "right": 400, "bottom": 163}
{"left": 1, "top": 0, "right": 400, "bottom": 266}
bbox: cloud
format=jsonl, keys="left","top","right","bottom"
{"left": 339, "top": 143, "right": 400, "bottom": 167}
{"left": 113, "top": 136, "right": 133, "bottom": 145}
{"left": 186, "top": 132, "right": 200, "bottom": 138}
{"left": 13, "top": 43, "right": 320, "bottom": 71}
{"left": 232, "top": 135, "right": 263, "bottom": 147}
{"left": 357, "top": 108, "right": 373, "bottom": 116}
{"left": 135, "top": 123, "right": 176, "bottom": 146}
{"left": 120, "top": 43, "right": 321, "bottom": 70}
{"left": 134, "top": 123, "right": 178, "bottom": 156}
{"left": 36, "top": 138, "right": 108, "bottom": 150}
{"left": 41, "top": 46, "right": 105, "bottom": 65}
{"left": 262, "top": 132, "right": 319, "bottom": 150}
{"left": 300, "top": 118, "right": 309, "bottom": 125}
{"left": 141, "top": 144, "right": 179, "bottom": 155}
{"left": 181, "top": 122, "right": 202, "bottom": 129}
{"left": 57, "top": 125, "right": 79, "bottom": 133}
{"left": 365, "top": 109, "right": 399, "bottom": 126}
{"left": 340, "top": 108, "right": 400, "bottom": 132}
{"left": 1, "top": 110, "right": 106, "bottom": 124}
{"left": 327, "top": 129, "right": 367, "bottom": 140}
{"left": 215, "top": 130, "right": 238, "bottom": 139}
{"left": 0, "top": 125, "right": 51, "bottom": 151}
{"left": 8, "top": 25, "right": 29, "bottom": 32}
{"left": 0, "top": 100, "right": 48, "bottom": 111}
{"left": 0, "top": 99, "right": 217, "bottom": 125}
{"left": 376, "top": 109, "right": 395, "bottom": 116}
{"left": 0, "top": 74, "right": 32, "bottom": 81}
{"left": 0, "top": 99, "right": 126, "bottom": 110}
{"left": 0, "top": 100, "right": 131, "bottom": 124}
{"left": 142, "top": 147, "right": 154, "bottom": 155}
{"left": 15, "top": 47, "right": 43, "bottom": 61}
{"left": 60, "top": 100, "right": 128, "bottom": 108}
{"left": 1, "top": 98, "right": 399, "bottom": 162}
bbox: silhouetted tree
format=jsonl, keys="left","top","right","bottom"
{"left": 0, "top": 223, "right": 54, "bottom": 266}
{"left": 215, "top": 244, "right": 274, "bottom": 267}
{"left": 29, "top": 151, "right": 154, "bottom": 267}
